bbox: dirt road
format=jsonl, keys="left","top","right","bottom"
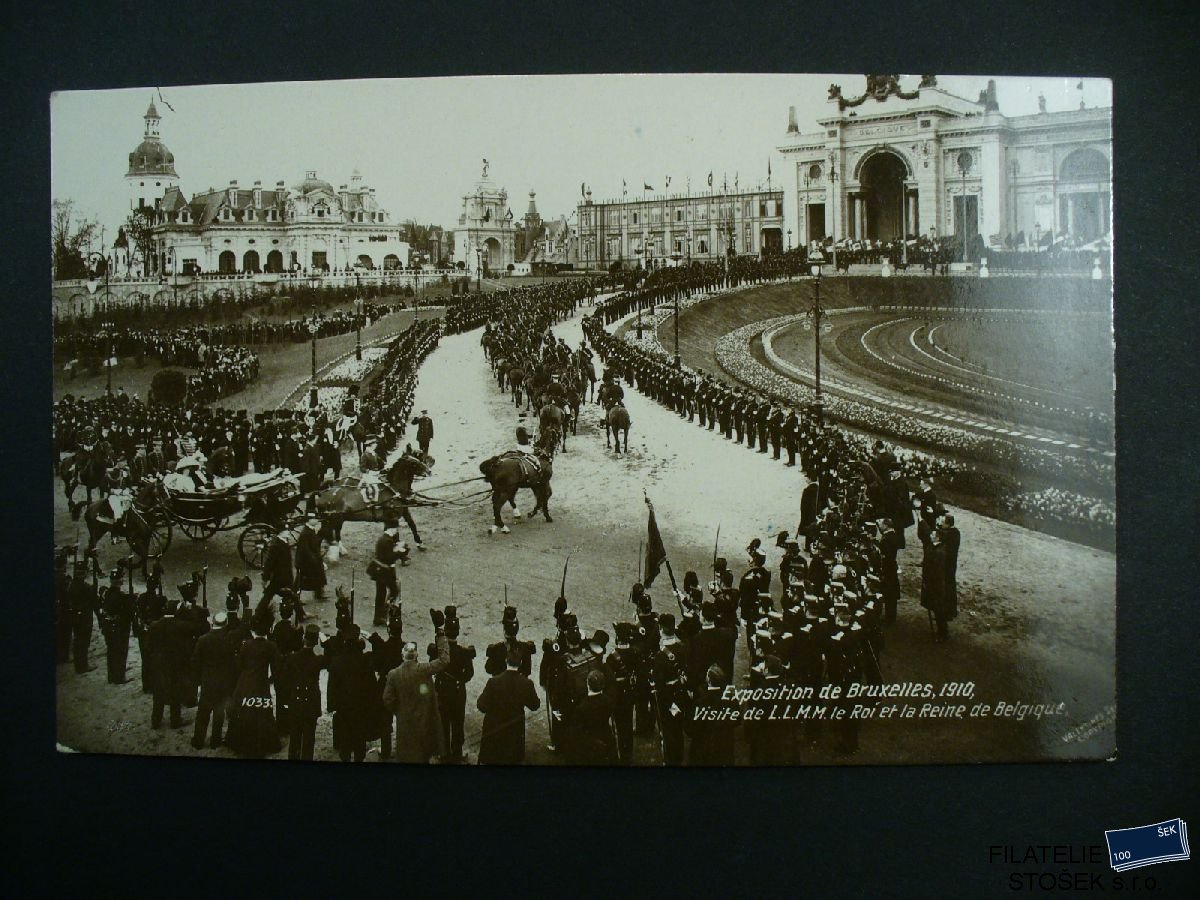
{"left": 55, "top": 300, "right": 1116, "bottom": 764}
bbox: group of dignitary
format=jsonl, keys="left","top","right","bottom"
{"left": 54, "top": 551, "right": 479, "bottom": 763}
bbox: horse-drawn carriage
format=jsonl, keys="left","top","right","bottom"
{"left": 157, "top": 470, "right": 305, "bottom": 567}
{"left": 83, "top": 470, "right": 303, "bottom": 568}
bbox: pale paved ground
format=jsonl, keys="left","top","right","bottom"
{"left": 55, "top": 299, "right": 1115, "bottom": 764}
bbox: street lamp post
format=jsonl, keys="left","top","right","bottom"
{"left": 803, "top": 256, "right": 830, "bottom": 425}
{"left": 475, "top": 246, "right": 483, "bottom": 293}
{"left": 309, "top": 298, "right": 319, "bottom": 409}
{"left": 828, "top": 154, "right": 839, "bottom": 272}
{"left": 165, "top": 246, "right": 179, "bottom": 309}
{"left": 355, "top": 272, "right": 363, "bottom": 361}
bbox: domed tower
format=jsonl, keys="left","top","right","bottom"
{"left": 125, "top": 96, "right": 178, "bottom": 212}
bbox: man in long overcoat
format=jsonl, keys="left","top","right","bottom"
{"left": 476, "top": 648, "right": 541, "bottom": 765}
{"left": 382, "top": 609, "right": 451, "bottom": 763}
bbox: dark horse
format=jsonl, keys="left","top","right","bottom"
{"left": 605, "top": 401, "right": 632, "bottom": 453}
{"left": 479, "top": 451, "right": 554, "bottom": 535}
{"left": 313, "top": 455, "right": 429, "bottom": 547}
{"left": 81, "top": 480, "right": 169, "bottom": 570}
{"left": 61, "top": 449, "right": 111, "bottom": 518}
{"left": 539, "top": 403, "right": 569, "bottom": 453}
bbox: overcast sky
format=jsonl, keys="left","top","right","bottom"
{"left": 51, "top": 74, "right": 1111, "bottom": 240}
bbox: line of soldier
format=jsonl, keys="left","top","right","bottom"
{"left": 54, "top": 319, "right": 442, "bottom": 506}
{"left": 443, "top": 277, "right": 616, "bottom": 335}
{"left": 56, "top": 302, "right": 403, "bottom": 359}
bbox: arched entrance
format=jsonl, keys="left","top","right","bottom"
{"left": 1059, "top": 148, "right": 1110, "bottom": 244}
{"left": 383, "top": 254, "right": 400, "bottom": 270}
{"left": 858, "top": 151, "right": 909, "bottom": 241}
{"left": 357, "top": 254, "right": 374, "bottom": 269}
{"left": 243, "top": 250, "right": 260, "bottom": 273}
{"left": 484, "top": 237, "right": 503, "bottom": 273}
{"left": 219, "top": 251, "right": 237, "bottom": 274}
{"left": 266, "top": 250, "right": 284, "bottom": 273}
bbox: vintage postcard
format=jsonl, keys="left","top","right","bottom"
{"left": 51, "top": 73, "right": 1114, "bottom": 765}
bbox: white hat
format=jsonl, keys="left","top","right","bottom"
{"left": 176, "top": 456, "right": 201, "bottom": 471}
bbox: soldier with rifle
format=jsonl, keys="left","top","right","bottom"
{"left": 100, "top": 562, "right": 136, "bottom": 685}
{"left": 650, "top": 612, "right": 691, "bottom": 765}
{"left": 603, "top": 622, "right": 639, "bottom": 764}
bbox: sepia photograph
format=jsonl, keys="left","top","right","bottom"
{"left": 50, "top": 72, "right": 1115, "bottom": 767}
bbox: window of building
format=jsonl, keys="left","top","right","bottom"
{"left": 180, "top": 211, "right": 189, "bottom": 223}
{"left": 676, "top": 208, "right": 683, "bottom": 222}
{"left": 808, "top": 163, "right": 822, "bottom": 181}
{"left": 698, "top": 239, "right": 709, "bottom": 254}
{"left": 633, "top": 212, "right": 638, "bottom": 224}
{"left": 156, "top": 182, "right": 161, "bottom": 187}
{"left": 317, "top": 208, "right": 325, "bottom": 218}
{"left": 760, "top": 201, "right": 767, "bottom": 217}
{"left": 140, "top": 182, "right": 144, "bottom": 187}
{"left": 312, "top": 251, "right": 327, "bottom": 269}
{"left": 183, "top": 258, "right": 197, "bottom": 271}
{"left": 221, "top": 208, "right": 231, "bottom": 221}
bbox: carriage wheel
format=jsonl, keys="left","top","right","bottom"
{"left": 123, "top": 510, "right": 173, "bottom": 565}
{"left": 238, "top": 523, "right": 275, "bottom": 570}
{"left": 179, "top": 517, "right": 222, "bottom": 540}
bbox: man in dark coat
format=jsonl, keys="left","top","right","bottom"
{"left": 100, "top": 568, "right": 135, "bottom": 684}
{"left": 260, "top": 531, "right": 294, "bottom": 610}
{"left": 686, "top": 664, "right": 738, "bottom": 765}
{"left": 477, "top": 647, "right": 541, "bottom": 765}
{"left": 564, "top": 669, "right": 617, "bottom": 765}
{"left": 326, "top": 624, "right": 378, "bottom": 762}
{"left": 68, "top": 560, "right": 99, "bottom": 673}
{"left": 299, "top": 433, "right": 324, "bottom": 497}
{"left": 920, "top": 528, "right": 951, "bottom": 641}
{"left": 283, "top": 625, "right": 327, "bottom": 760}
{"left": 295, "top": 515, "right": 326, "bottom": 606}
{"left": 651, "top": 613, "right": 691, "bottom": 765}
{"left": 884, "top": 470, "right": 914, "bottom": 549}
{"left": 431, "top": 611, "right": 475, "bottom": 763}
{"left": 370, "top": 521, "right": 405, "bottom": 626}
{"left": 145, "top": 601, "right": 197, "bottom": 729}
{"left": 191, "top": 611, "right": 239, "bottom": 749}
{"left": 938, "top": 514, "right": 961, "bottom": 629}
{"left": 688, "top": 602, "right": 737, "bottom": 691}
{"left": 878, "top": 517, "right": 903, "bottom": 624}
{"left": 413, "top": 409, "right": 434, "bottom": 457}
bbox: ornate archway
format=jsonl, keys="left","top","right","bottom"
{"left": 243, "top": 250, "right": 261, "bottom": 273}
{"left": 1059, "top": 148, "right": 1110, "bottom": 244}
{"left": 219, "top": 251, "right": 237, "bottom": 274}
{"left": 383, "top": 254, "right": 401, "bottom": 270}
{"left": 128, "top": 291, "right": 151, "bottom": 312}
{"left": 483, "top": 237, "right": 502, "bottom": 272}
{"left": 266, "top": 250, "right": 284, "bottom": 273}
{"left": 857, "top": 149, "right": 910, "bottom": 241}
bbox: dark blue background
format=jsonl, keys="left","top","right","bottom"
{"left": 3, "top": 1, "right": 1198, "bottom": 895}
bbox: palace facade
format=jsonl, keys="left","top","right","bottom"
{"left": 776, "top": 75, "right": 1112, "bottom": 250}
{"left": 575, "top": 185, "right": 785, "bottom": 271}
{"left": 120, "top": 98, "right": 409, "bottom": 276}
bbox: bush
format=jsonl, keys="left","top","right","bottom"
{"left": 149, "top": 368, "right": 189, "bottom": 407}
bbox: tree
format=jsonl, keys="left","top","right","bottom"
{"left": 149, "top": 369, "right": 188, "bottom": 407}
{"left": 51, "top": 199, "right": 98, "bottom": 281}
{"left": 125, "top": 206, "right": 157, "bottom": 277}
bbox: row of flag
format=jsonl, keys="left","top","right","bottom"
{"left": 584, "top": 157, "right": 773, "bottom": 199}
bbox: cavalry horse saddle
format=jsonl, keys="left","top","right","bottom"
{"left": 497, "top": 450, "right": 544, "bottom": 481}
